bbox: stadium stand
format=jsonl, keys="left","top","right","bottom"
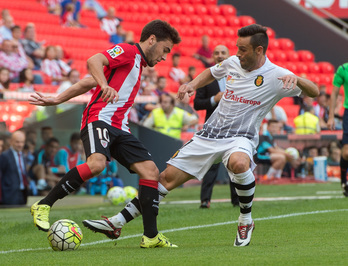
{"left": 0, "top": 0, "right": 337, "bottom": 139}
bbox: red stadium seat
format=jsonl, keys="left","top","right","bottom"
{"left": 284, "top": 62, "right": 298, "bottom": 74}
{"left": 278, "top": 38, "right": 295, "bottom": 51}
{"left": 285, "top": 50, "right": 299, "bottom": 62}
{"left": 319, "top": 74, "right": 333, "bottom": 86}
{"left": 273, "top": 50, "right": 287, "bottom": 62}
{"left": 202, "top": 16, "right": 215, "bottom": 27}
{"left": 266, "top": 51, "right": 275, "bottom": 62}
{"left": 277, "top": 98, "right": 294, "bottom": 106}
{"left": 207, "top": 5, "right": 221, "bottom": 16}
{"left": 307, "top": 62, "right": 320, "bottom": 74}
{"left": 182, "top": 4, "right": 195, "bottom": 15}
{"left": 297, "top": 50, "right": 315, "bottom": 62}
{"left": 239, "top": 16, "right": 256, "bottom": 26}
{"left": 191, "top": 15, "right": 204, "bottom": 26}
{"left": 223, "top": 27, "right": 237, "bottom": 39}
{"left": 169, "top": 4, "right": 183, "bottom": 14}
{"left": 195, "top": 4, "right": 208, "bottom": 15}
{"left": 266, "top": 27, "right": 276, "bottom": 39}
{"left": 158, "top": 3, "right": 171, "bottom": 14}
{"left": 306, "top": 74, "right": 320, "bottom": 85}
{"left": 219, "top": 4, "right": 236, "bottom": 16}
{"left": 203, "top": 0, "right": 217, "bottom": 4}
{"left": 214, "top": 15, "right": 227, "bottom": 27}
{"left": 226, "top": 16, "right": 240, "bottom": 27}
{"left": 268, "top": 39, "right": 280, "bottom": 50}
{"left": 318, "top": 62, "right": 335, "bottom": 74}
{"left": 295, "top": 62, "right": 309, "bottom": 74}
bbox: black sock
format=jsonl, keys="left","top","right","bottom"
{"left": 340, "top": 156, "right": 348, "bottom": 187}
{"left": 138, "top": 185, "right": 159, "bottom": 238}
{"left": 39, "top": 167, "right": 84, "bottom": 207}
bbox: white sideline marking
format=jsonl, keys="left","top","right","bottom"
{"left": 162, "top": 195, "right": 344, "bottom": 205}
{"left": 1, "top": 208, "right": 348, "bottom": 254}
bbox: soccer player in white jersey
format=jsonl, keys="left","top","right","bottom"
{"left": 29, "top": 20, "right": 181, "bottom": 248}
{"left": 82, "top": 24, "right": 319, "bottom": 247}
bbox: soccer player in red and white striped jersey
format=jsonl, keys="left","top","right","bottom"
{"left": 29, "top": 20, "right": 181, "bottom": 248}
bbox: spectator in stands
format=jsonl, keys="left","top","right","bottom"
{"left": 154, "top": 76, "right": 167, "bottom": 97}
{"left": 256, "top": 120, "right": 297, "bottom": 179}
{"left": 0, "top": 67, "right": 10, "bottom": 92}
{"left": 182, "top": 66, "right": 196, "bottom": 84}
{"left": 41, "top": 0, "right": 62, "bottom": 15}
{"left": 41, "top": 45, "right": 65, "bottom": 85}
{"left": 55, "top": 132, "right": 84, "bottom": 173}
{"left": 299, "top": 94, "right": 314, "bottom": 115}
{"left": 30, "top": 137, "right": 64, "bottom": 194}
{"left": 265, "top": 105, "right": 292, "bottom": 133}
{"left": 100, "top": 7, "right": 128, "bottom": 44}
{"left": 0, "top": 136, "right": 5, "bottom": 155}
{"left": 319, "top": 146, "right": 329, "bottom": 157}
{"left": 313, "top": 91, "right": 329, "bottom": 130}
{"left": 11, "top": 25, "right": 27, "bottom": 58}
{"left": 61, "top": 0, "right": 82, "bottom": 26}
{"left": 304, "top": 146, "right": 318, "bottom": 176}
{"left": 193, "top": 35, "right": 213, "bottom": 68}
{"left": 0, "top": 39, "right": 28, "bottom": 81}
{"left": 136, "top": 81, "right": 159, "bottom": 122}
{"left": 327, "top": 147, "right": 341, "bottom": 166}
{"left": 55, "top": 45, "right": 72, "bottom": 76}
{"left": 20, "top": 24, "right": 45, "bottom": 70}
{"left": 57, "top": 69, "right": 80, "bottom": 93}
{"left": 0, "top": 9, "right": 10, "bottom": 25}
{"left": 169, "top": 53, "right": 186, "bottom": 86}
{"left": 0, "top": 15, "right": 14, "bottom": 40}
{"left": 40, "top": 126, "right": 54, "bottom": 147}
{"left": 18, "top": 68, "right": 35, "bottom": 92}
{"left": 83, "top": 0, "right": 107, "bottom": 20}
{"left": 0, "top": 130, "right": 29, "bottom": 205}
{"left": 176, "top": 93, "right": 198, "bottom": 116}
{"left": 61, "top": 3, "right": 80, "bottom": 28}
{"left": 294, "top": 105, "right": 320, "bottom": 134}
{"left": 143, "top": 93, "right": 198, "bottom": 139}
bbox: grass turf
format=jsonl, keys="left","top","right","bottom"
{"left": 0, "top": 182, "right": 346, "bottom": 265}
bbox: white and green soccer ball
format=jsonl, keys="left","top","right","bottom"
{"left": 285, "top": 147, "right": 300, "bottom": 160}
{"left": 123, "top": 186, "right": 138, "bottom": 203}
{"left": 47, "top": 219, "right": 83, "bottom": 251}
{"left": 107, "top": 186, "right": 126, "bottom": 205}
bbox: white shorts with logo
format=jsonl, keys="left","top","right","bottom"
{"left": 167, "top": 136, "right": 257, "bottom": 181}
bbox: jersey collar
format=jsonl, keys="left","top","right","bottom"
{"left": 135, "top": 43, "right": 149, "bottom": 67}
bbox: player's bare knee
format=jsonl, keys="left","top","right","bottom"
{"left": 229, "top": 158, "right": 249, "bottom": 174}
{"left": 87, "top": 161, "right": 106, "bottom": 176}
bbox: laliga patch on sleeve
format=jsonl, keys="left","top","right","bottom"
{"left": 107, "top": 45, "right": 124, "bottom": 58}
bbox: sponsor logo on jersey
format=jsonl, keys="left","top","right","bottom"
{"left": 101, "top": 140, "right": 108, "bottom": 148}
{"left": 224, "top": 89, "right": 261, "bottom": 106}
{"left": 227, "top": 75, "right": 234, "bottom": 85}
{"left": 254, "top": 75, "right": 264, "bottom": 87}
{"left": 107, "top": 45, "right": 124, "bottom": 58}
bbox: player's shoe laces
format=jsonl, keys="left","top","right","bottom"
{"left": 234, "top": 220, "right": 255, "bottom": 247}
{"left": 82, "top": 216, "right": 122, "bottom": 239}
{"left": 140, "top": 233, "right": 178, "bottom": 248}
{"left": 30, "top": 201, "right": 50, "bottom": 232}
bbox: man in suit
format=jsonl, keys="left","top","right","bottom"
{"left": 0, "top": 130, "right": 29, "bottom": 205}
{"left": 194, "top": 45, "right": 239, "bottom": 208}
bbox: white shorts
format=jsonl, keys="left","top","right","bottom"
{"left": 167, "top": 136, "right": 256, "bottom": 181}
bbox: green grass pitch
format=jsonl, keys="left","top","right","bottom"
{"left": 0, "top": 182, "right": 347, "bottom": 265}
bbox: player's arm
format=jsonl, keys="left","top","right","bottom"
{"left": 278, "top": 75, "right": 319, "bottom": 98}
{"left": 327, "top": 85, "right": 340, "bottom": 130}
{"left": 29, "top": 76, "right": 97, "bottom": 106}
{"left": 87, "top": 53, "right": 119, "bottom": 103}
{"left": 177, "top": 68, "right": 215, "bottom": 100}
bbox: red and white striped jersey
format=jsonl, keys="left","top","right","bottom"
{"left": 81, "top": 43, "right": 148, "bottom": 132}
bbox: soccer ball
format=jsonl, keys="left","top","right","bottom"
{"left": 285, "top": 147, "right": 300, "bottom": 160}
{"left": 123, "top": 186, "right": 138, "bottom": 203}
{"left": 107, "top": 186, "right": 126, "bottom": 205}
{"left": 47, "top": 219, "right": 83, "bottom": 251}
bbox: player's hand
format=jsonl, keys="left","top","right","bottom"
{"left": 214, "top": 92, "right": 224, "bottom": 103}
{"left": 278, "top": 75, "right": 298, "bottom": 90}
{"left": 100, "top": 85, "right": 119, "bottom": 103}
{"left": 327, "top": 117, "right": 335, "bottom": 130}
{"left": 177, "top": 83, "right": 194, "bottom": 100}
{"left": 29, "top": 92, "right": 60, "bottom": 106}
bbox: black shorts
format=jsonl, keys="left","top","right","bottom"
{"left": 80, "top": 121, "right": 153, "bottom": 173}
{"left": 343, "top": 109, "right": 348, "bottom": 145}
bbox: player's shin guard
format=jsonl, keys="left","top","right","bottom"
{"left": 39, "top": 164, "right": 93, "bottom": 207}
{"left": 138, "top": 179, "right": 159, "bottom": 238}
{"left": 231, "top": 169, "right": 255, "bottom": 224}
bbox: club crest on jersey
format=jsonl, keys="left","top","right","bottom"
{"left": 227, "top": 75, "right": 234, "bottom": 85}
{"left": 254, "top": 75, "right": 264, "bottom": 87}
{"left": 107, "top": 45, "right": 124, "bottom": 58}
{"left": 216, "top": 62, "right": 223, "bottom": 68}
{"left": 100, "top": 140, "right": 108, "bottom": 148}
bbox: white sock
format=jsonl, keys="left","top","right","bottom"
{"left": 274, "top": 169, "right": 282, "bottom": 178}
{"left": 266, "top": 167, "right": 277, "bottom": 178}
{"left": 238, "top": 213, "right": 252, "bottom": 225}
{"left": 158, "top": 182, "right": 169, "bottom": 201}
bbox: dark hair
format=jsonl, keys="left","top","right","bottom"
{"left": 140, "top": 20, "right": 181, "bottom": 44}
{"left": 67, "top": 69, "right": 79, "bottom": 78}
{"left": 11, "top": 25, "right": 20, "bottom": 32}
{"left": 160, "top": 93, "right": 175, "bottom": 105}
{"left": 41, "top": 126, "right": 52, "bottom": 132}
{"left": 157, "top": 76, "right": 166, "bottom": 81}
{"left": 46, "top": 137, "right": 59, "bottom": 146}
{"left": 267, "top": 119, "right": 279, "bottom": 125}
{"left": 19, "top": 68, "right": 33, "bottom": 84}
{"left": 172, "top": 53, "right": 181, "bottom": 59}
{"left": 238, "top": 24, "right": 268, "bottom": 54}
{"left": 0, "top": 67, "right": 10, "bottom": 89}
{"left": 70, "top": 132, "right": 81, "bottom": 142}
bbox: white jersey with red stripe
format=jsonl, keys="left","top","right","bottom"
{"left": 81, "top": 43, "right": 147, "bottom": 132}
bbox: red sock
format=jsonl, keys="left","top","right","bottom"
{"left": 76, "top": 163, "right": 93, "bottom": 181}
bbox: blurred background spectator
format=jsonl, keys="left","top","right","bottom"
{"left": 294, "top": 106, "right": 320, "bottom": 135}
{"left": 0, "top": 15, "right": 14, "bottom": 40}
{"left": 18, "top": 68, "right": 35, "bottom": 92}
{"left": 193, "top": 35, "right": 213, "bottom": 68}
{"left": 0, "top": 67, "right": 10, "bottom": 92}
{"left": 61, "top": 0, "right": 82, "bottom": 27}
{"left": 41, "top": 45, "right": 65, "bottom": 84}
{"left": 169, "top": 53, "right": 186, "bottom": 87}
